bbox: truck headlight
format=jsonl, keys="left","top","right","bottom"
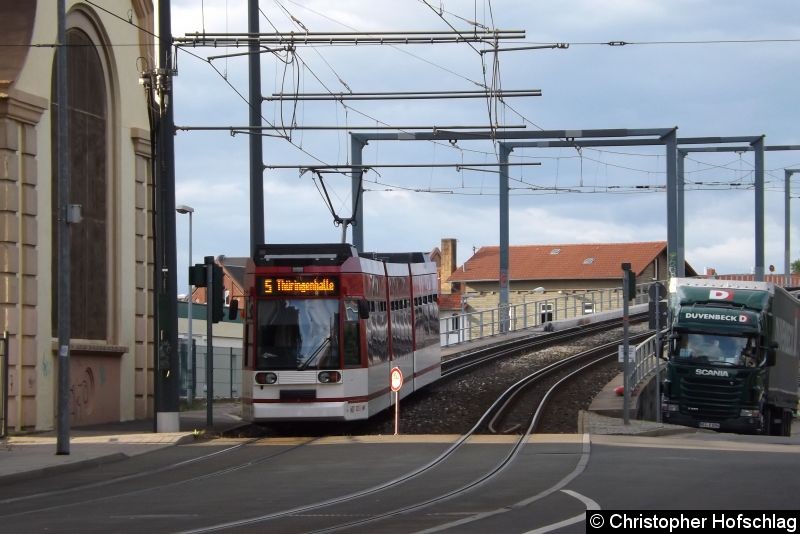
{"left": 740, "top": 409, "right": 760, "bottom": 417}
{"left": 662, "top": 402, "right": 680, "bottom": 413}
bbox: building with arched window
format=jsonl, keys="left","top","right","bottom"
{"left": 0, "top": 1, "right": 155, "bottom": 430}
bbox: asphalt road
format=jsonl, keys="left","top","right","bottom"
{"left": 0, "top": 434, "right": 797, "bottom": 533}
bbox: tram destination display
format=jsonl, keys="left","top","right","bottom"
{"left": 257, "top": 276, "right": 339, "bottom": 296}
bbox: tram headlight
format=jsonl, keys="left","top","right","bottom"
{"left": 318, "top": 371, "right": 342, "bottom": 384}
{"left": 255, "top": 372, "right": 278, "bottom": 385}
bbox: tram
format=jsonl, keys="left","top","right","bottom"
{"left": 242, "top": 243, "right": 441, "bottom": 421}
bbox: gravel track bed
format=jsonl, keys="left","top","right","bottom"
{"left": 359, "top": 323, "right": 649, "bottom": 436}
{"left": 231, "top": 324, "right": 649, "bottom": 438}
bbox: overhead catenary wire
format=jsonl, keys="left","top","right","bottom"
{"left": 262, "top": 0, "right": 570, "bottom": 170}
{"left": 172, "top": 4, "right": 800, "bottom": 201}
{"left": 511, "top": 38, "right": 800, "bottom": 47}
{"left": 173, "top": 30, "right": 526, "bottom": 47}
{"left": 264, "top": 89, "right": 542, "bottom": 101}
{"left": 175, "top": 124, "right": 528, "bottom": 132}
{"left": 266, "top": 2, "right": 353, "bottom": 94}
{"left": 67, "top": 0, "right": 800, "bottom": 211}
{"left": 264, "top": 161, "right": 542, "bottom": 170}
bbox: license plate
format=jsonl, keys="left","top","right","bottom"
{"left": 698, "top": 421, "right": 720, "bottom": 429}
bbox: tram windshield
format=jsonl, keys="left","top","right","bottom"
{"left": 674, "top": 333, "right": 759, "bottom": 367}
{"left": 256, "top": 299, "right": 339, "bottom": 370}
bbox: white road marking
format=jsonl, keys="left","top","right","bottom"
{"left": 520, "top": 490, "right": 601, "bottom": 534}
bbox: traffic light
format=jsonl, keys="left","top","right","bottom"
{"left": 621, "top": 262, "right": 636, "bottom": 301}
{"left": 648, "top": 282, "right": 668, "bottom": 329}
{"left": 189, "top": 264, "right": 207, "bottom": 287}
{"left": 193, "top": 259, "right": 224, "bottom": 323}
{"left": 627, "top": 271, "right": 637, "bottom": 300}
{"left": 211, "top": 263, "right": 224, "bottom": 323}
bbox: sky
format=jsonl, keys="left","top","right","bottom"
{"left": 167, "top": 0, "right": 800, "bottom": 292}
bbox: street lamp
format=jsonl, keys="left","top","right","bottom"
{"left": 176, "top": 204, "right": 194, "bottom": 403}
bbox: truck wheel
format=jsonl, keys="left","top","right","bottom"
{"left": 760, "top": 405, "right": 771, "bottom": 435}
{"left": 768, "top": 406, "right": 784, "bottom": 436}
{"left": 782, "top": 409, "right": 792, "bottom": 437}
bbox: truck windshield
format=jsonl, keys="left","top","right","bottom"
{"left": 256, "top": 299, "right": 339, "bottom": 370}
{"left": 676, "top": 333, "right": 757, "bottom": 367}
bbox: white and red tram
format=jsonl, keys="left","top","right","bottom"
{"left": 242, "top": 243, "right": 441, "bottom": 422}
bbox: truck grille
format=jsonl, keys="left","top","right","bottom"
{"left": 679, "top": 375, "right": 743, "bottom": 419}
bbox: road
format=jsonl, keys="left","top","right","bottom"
{"left": 0, "top": 433, "right": 797, "bottom": 533}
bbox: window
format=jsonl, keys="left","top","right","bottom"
{"left": 256, "top": 299, "right": 339, "bottom": 370}
{"left": 540, "top": 303, "right": 554, "bottom": 322}
{"left": 583, "top": 257, "right": 594, "bottom": 265}
{"left": 450, "top": 314, "right": 460, "bottom": 331}
{"left": 51, "top": 27, "right": 109, "bottom": 340}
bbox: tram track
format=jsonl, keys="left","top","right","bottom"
{"left": 295, "top": 330, "right": 654, "bottom": 533}
{"left": 1, "top": 316, "right": 652, "bottom": 532}
{"left": 0, "top": 436, "right": 321, "bottom": 517}
{"left": 441, "top": 312, "right": 647, "bottom": 377}
{"left": 179, "top": 326, "right": 654, "bottom": 533}
{"left": 485, "top": 331, "right": 654, "bottom": 435}
{"left": 361, "top": 314, "right": 649, "bottom": 435}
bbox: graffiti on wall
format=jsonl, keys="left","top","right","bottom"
{"left": 69, "top": 366, "right": 95, "bottom": 421}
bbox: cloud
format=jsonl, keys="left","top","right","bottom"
{"left": 170, "top": 0, "right": 800, "bottom": 291}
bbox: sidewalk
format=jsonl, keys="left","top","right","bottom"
{"left": 583, "top": 371, "right": 694, "bottom": 436}
{"left": 2, "top": 382, "right": 794, "bottom": 484}
{"left": 585, "top": 371, "right": 800, "bottom": 441}
{"left": 0, "top": 401, "right": 247, "bottom": 484}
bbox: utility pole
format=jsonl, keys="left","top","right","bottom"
{"left": 787, "top": 169, "right": 799, "bottom": 287}
{"left": 248, "top": 0, "right": 264, "bottom": 256}
{"left": 621, "top": 263, "right": 632, "bottom": 426}
{"left": 56, "top": 0, "right": 71, "bottom": 455}
{"left": 155, "top": 0, "right": 180, "bottom": 432}
{"left": 205, "top": 256, "right": 215, "bottom": 429}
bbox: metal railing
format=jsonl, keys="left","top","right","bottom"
{"left": 180, "top": 340, "right": 242, "bottom": 401}
{"left": 440, "top": 282, "right": 656, "bottom": 347}
{"left": 629, "top": 331, "right": 665, "bottom": 392}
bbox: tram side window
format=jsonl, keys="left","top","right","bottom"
{"left": 343, "top": 321, "right": 360, "bottom": 366}
{"left": 343, "top": 300, "right": 361, "bottom": 366}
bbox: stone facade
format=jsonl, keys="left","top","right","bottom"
{"left": 0, "top": 1, "right": 155, "bottom": 430}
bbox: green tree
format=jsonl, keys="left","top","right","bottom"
{"left": 792, "top": 259, "right": 800, "bottom": 274}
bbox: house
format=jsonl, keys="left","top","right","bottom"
{"left": 1, "top": 1, "right": 155, "bottom": 430}
{"left": 188, "top": 255, "right": 247, "bottom": 312}
{"left": 446, "top": 241, "right": 697, "bottom": 312}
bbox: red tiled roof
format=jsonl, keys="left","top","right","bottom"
{"left": 437, "top": 293, "right": 462, "bottom": 310}
{"left": 448, "top": 241, "right": 669, "bottom": 282}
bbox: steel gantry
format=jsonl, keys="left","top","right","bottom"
{"left": 348, "top": 128, "right": 680, "bottom": 332}
{"left": 348, "top": 129, "right": 791, "bottom": 333}
{"left": 677, "top": 145, "right": 800, "bottom": 281}
{"left": 678, "top": 140, "right": 800, "bottom": 281}
{"left": 786, "top": 168, "right": 800, "bottom": 286}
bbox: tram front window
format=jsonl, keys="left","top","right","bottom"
{"left": 257, "top": 299, "right": 339, "bottom": 370}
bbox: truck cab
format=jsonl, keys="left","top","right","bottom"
{"left": 661, "top": 279, "right": 793, "bottom": 435}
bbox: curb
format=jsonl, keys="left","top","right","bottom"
{"left": 579, "top": 410, "right": 697, "bottom": 437}
{"left": 0, "top": 452, "right": 128, "bottom": 485}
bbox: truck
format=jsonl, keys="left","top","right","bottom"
{"left": 661, "top": 278, "right": 799, "bottom": 436}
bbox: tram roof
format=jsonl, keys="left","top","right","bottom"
{"left": 252, "top": 243, "right": 431, "bottom": 268}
